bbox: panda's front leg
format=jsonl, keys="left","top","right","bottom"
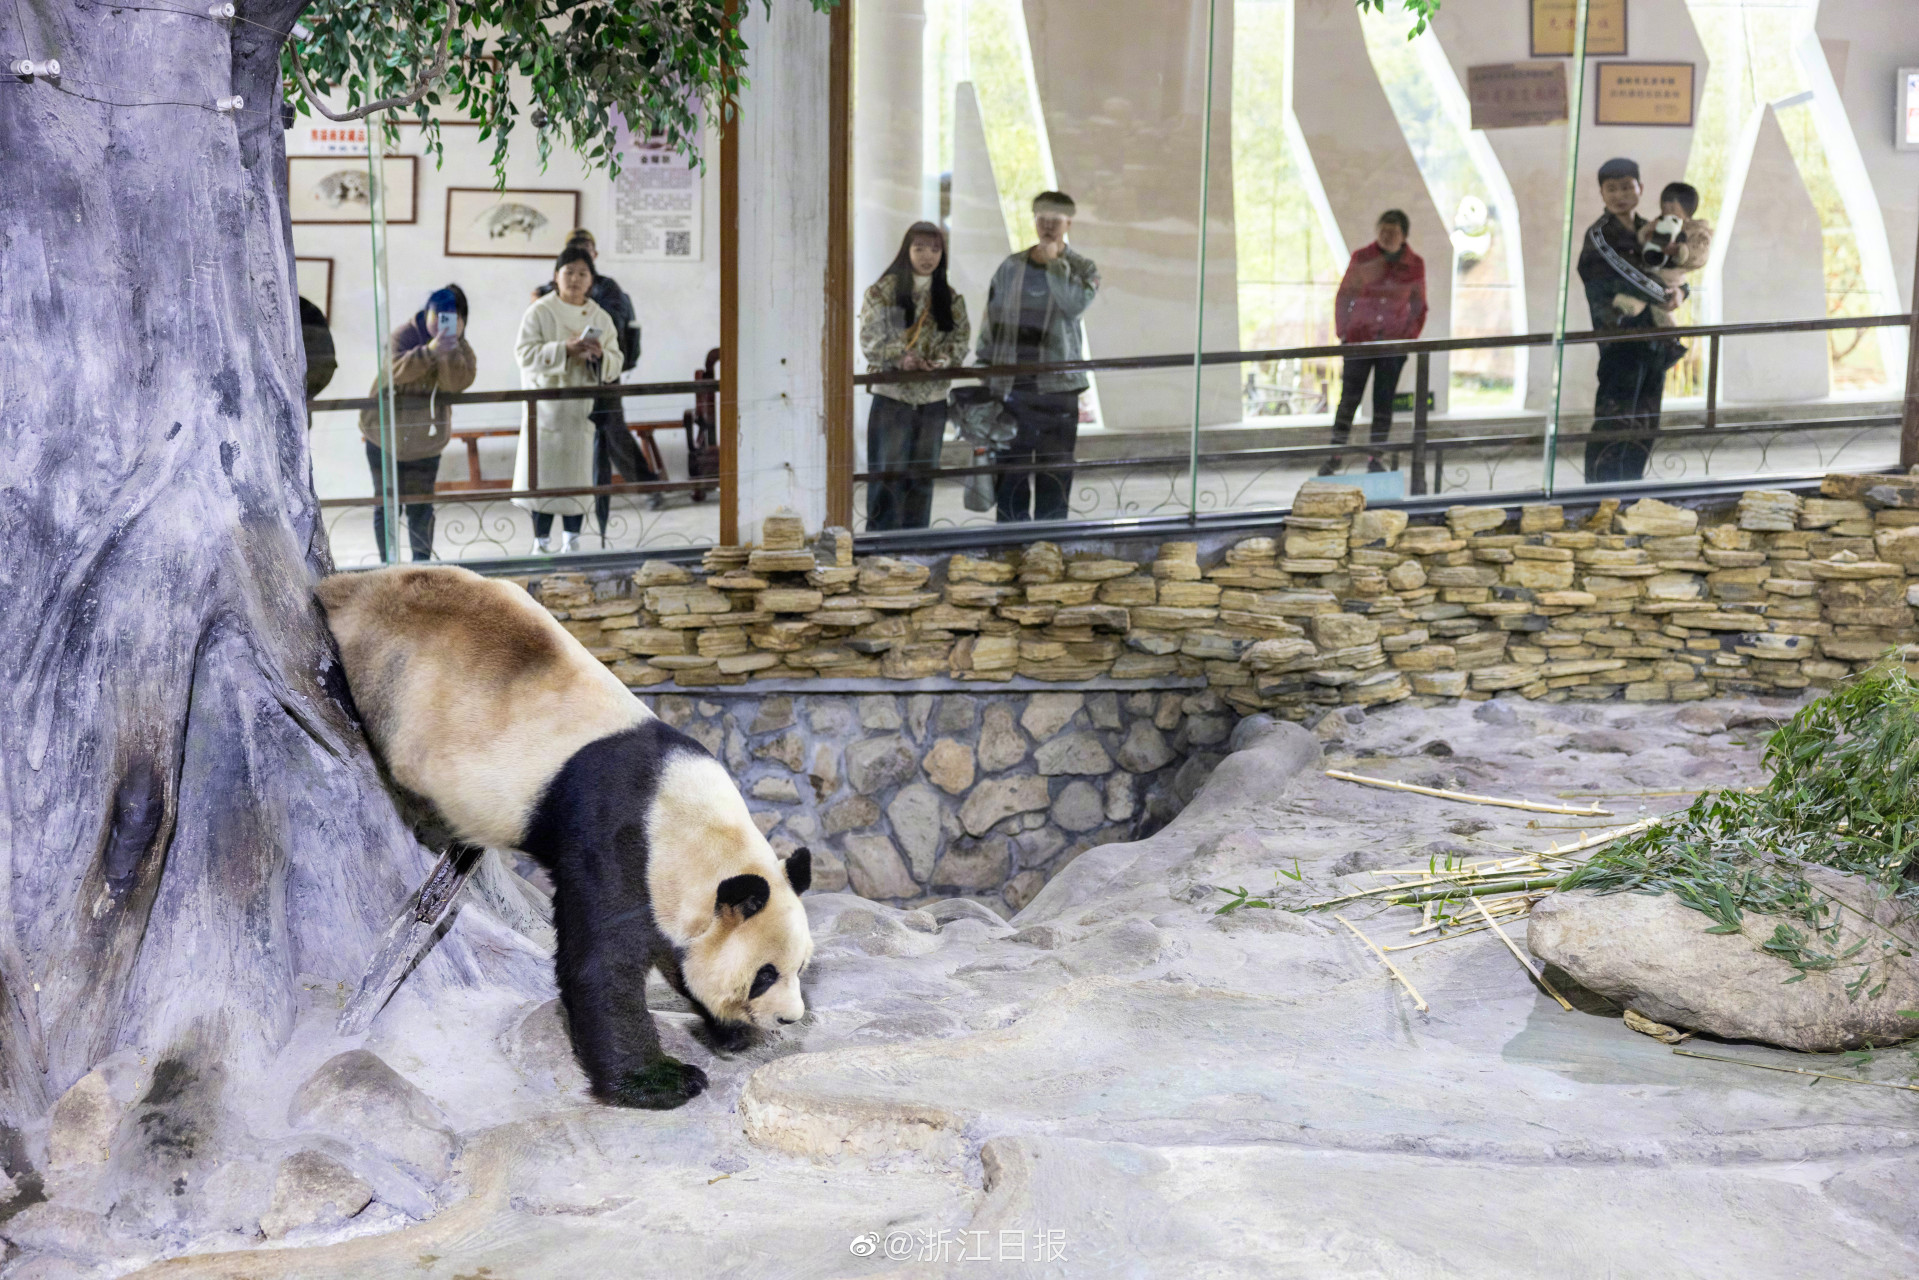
{"left": 550, "top": 885, "right": 708, "bottom": 1109}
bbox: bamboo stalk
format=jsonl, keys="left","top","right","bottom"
{"left": 1371, "top": 855, "right": 1545, "bottom": 878}
{"left": 1334, "top": 914, "right": 1429, "bottom": 1012}
{"left": 1473, "top": 897, "right": 1573, "bottom": 1012}
{"left": 1540, "top": 818, "right": 1659, "bottom": 856}
{"left": 1386, "top": 924, "right": 1490, "bottom": 951}
{"left": 1305, "top": 874, "right": 1532, "bottom": 910}
{"left": 1673, "top": 1048, "right": 1919, "bottom": 1094}
{"left": 1325, "top": 769, "right": 1614, "bottom": 816}
{"left": 1387, "top": 876, "right": 1566, "bottom": 906}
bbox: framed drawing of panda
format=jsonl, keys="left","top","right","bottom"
{"left": 287, "top": 155, "right": 419, "bottom": 225}
{"left": 444, "top": 187, "right": 582, "bottom": 259}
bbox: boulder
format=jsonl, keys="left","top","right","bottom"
{"left": 1528, "top": 871, "right": 1919, "bottom": 1051}
{"left": 498, "top": 998, "right": 588, "bottom": 1096}
{"left": 287, "top": 1051, "right": 460, "bottom": 1185}
{"left": 47, "top": 1052, "right": 144, "bottom": 1172}
{"left": 258, "top": 1150, "right": 374, "bottom": 1240}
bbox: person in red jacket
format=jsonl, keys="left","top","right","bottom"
{"left": 1322, "top": 209, "right": 1428, "bottom": 475}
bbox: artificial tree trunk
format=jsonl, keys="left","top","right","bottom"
{"left": 0, "top": 0, "right": 465, "bottom": 1220}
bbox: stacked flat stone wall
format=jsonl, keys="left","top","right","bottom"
{"left": 510, "top": 472, "right": 1919, "bottom": 905}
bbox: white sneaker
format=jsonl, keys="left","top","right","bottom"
{"left": 536, "top": 532, "right": 557, "bottom": 554}
{"left": 560, "top": 531, "right": 580, "bottom": 554}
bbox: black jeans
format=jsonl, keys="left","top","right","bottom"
{"left": 1586, "top": 337, "right": 1667, "bottom": 483}
{"left": 865, "top": 395, "right": 947, "bottom": 531}
{"left": 531, "top": 511, "right": 585, "bottom": 539}
{"left": 365, "top": 442, "right": 440, "bottom": 562}
{"left": 591, "top": 402, "right": 655, "bottom": 536}
{"left": 1330, "top": 353, "right": 1408, "bottom": 451}
{"left": 996, "top": 389, "right": 1080, "bottom": 523}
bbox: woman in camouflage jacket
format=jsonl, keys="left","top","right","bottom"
{"left": 859, "top": 221, "right": 971, "bottom": 530}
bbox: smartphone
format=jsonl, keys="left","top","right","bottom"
{"left": 436, "top": 311, "right": 459, "bottom": 336}
{"left": 580, "top": 324, "right": 602, "bottom": 343}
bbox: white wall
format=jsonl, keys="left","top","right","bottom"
{"left": 1817, "top": 0, "right": 1919, "bottom": 313}
{"left": 298, "top": 123, "right": 721, "bottom": 503}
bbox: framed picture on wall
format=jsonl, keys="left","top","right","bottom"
{"left": 443, "top": 188, "right": 582, "bottom": 258}
{"left": 1899, "top": 68, "right": 1919, "bottom": 152}
{"left": 1530, "top": 0, "right": 1627, "bottom": 58}
{"left": 287, "top": 155, "right": 418, "bottom": 224}
{"left": 295, "top": 257, "right": 333, "bottom": 319}
{"left": 1594, "top": 62, "right": 1695, "bottom": 127}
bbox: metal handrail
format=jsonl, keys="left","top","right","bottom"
{"left": 308, "top": 377, "right": 709, "bottom": 414}
{"left": 312, "top": 310, "right": 1909, "bottom": 531}
{"left": 304, "top": 312, "right": 1909, "bottom": 410}
{"left": 850, "top": 311, "right": 1911, "bottom": 388}
{"left": 853, "top": 412, "right": 1903, "bottom": 484}
{"left": 317, "top": 476, "right": 709, "bottom": 508}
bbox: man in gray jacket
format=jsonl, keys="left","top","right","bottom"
{"left": 976, "top": 191, "right": 1100, "bottom": 522}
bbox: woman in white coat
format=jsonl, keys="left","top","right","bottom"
{"left": 514, "top": 245, "right": 623, "bottom": 553}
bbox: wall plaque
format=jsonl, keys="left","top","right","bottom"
{"left": 1531, "top": 0, "right": 1627, "bottom": 58}
{"left": 1467, "top": 62, "right": 1569, "bottom": 129}
{"left": 1594, "top": 62, "right": 1695, "bottom": 127}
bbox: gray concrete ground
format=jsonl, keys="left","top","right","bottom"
{"left": 65, "top": 695, "right": 1919, "bottom": 1277}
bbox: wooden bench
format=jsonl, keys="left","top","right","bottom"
{"left": 438, "top": 427, "right": 517, "bottom": 492}
{"left": 437, "top": 422, "right": 674, "bottom": 493}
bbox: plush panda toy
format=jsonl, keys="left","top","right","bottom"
{"left": 316, "top": 565, "right": 813, "bottom": 1109}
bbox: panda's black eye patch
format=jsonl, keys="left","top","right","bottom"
{"left": 749, "top": 964, "right": 779, "bottom": 999}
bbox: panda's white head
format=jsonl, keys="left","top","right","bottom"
{"left": 675, "top": 850, "right": 813, "bottom": 1042}
{"left": 646, "top": 752, "right": 814, "bottom": 1047}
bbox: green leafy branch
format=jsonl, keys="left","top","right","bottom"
{"left": 1355, "top": 0, "right": 1442, "bottom": 38}
{"left": 282, "top": 0, "right": 840, "bottom": 179}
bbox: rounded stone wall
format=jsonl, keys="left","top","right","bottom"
{"left": 646, "top": 686, "right": 1235, "bottom": 914}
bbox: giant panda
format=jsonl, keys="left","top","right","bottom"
{"left": 315, "top": 564, "right": 813, "bottom": 1110}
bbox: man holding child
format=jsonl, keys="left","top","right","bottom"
{"left": 1576, "top": 157, "right": 1710, "bottom": 484}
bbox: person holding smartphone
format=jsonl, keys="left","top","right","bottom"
{"left": 514, "top": 246, "right": 623, "bottom": 554}
{"left": 530, "top": 229, "right": 653, "bottom": 526}
{"left": 358, "top": 284, "right": 475, "bottom": 562}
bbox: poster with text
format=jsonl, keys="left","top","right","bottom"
{"left": 608, "top": 115, "right": 704, "bottom": 262}
{"left": 1467, "top": 62, "right": 1569, "bottom": 129}
{"left": 1902, "top": 68, "right": 1919, "bottom": 151}
{"left": 1531, "top": 0, "right": 1627, "bottom": 58}
{"left": 1594, "top": 62, "right": 1694, "bottom": 127}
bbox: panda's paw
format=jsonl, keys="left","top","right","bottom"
{"left": 602, "top": 1056, "right": 709, "bottom": 1110}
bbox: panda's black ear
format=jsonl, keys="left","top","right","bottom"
{"left": 716, "top": 873, "right": 770, "bottom": 920}
{"left": 785, "top": 847, "right": 812, "bottom": 895}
